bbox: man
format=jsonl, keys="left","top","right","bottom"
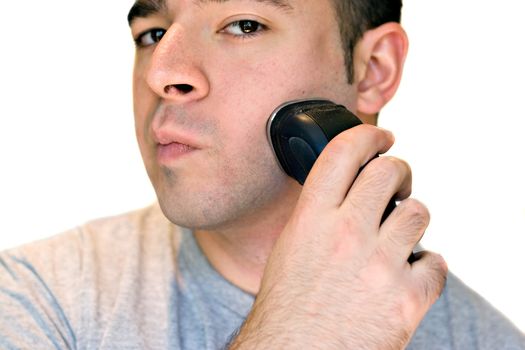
{"left": 0, "top": 0, "right": 523, "bottom": 349}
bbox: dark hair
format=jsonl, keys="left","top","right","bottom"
{"left": 331, "top": 0, "right": 403, "bottom": 83}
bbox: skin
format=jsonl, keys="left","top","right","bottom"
{"left": 131, "top": 0, "right": 447, "bottom": 347}
{"left": 132, "top": 0, "right": 356, "bottom": 290}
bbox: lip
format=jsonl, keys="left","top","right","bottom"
{"left": 153, "top": 128, "right": 201, "bottom": 164}
{"left": 157, "top": 141, "right": 197, "bottom": 164}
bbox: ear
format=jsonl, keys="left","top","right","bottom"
{"left": 354, "top": 23, "right": 409, "bottom": 115}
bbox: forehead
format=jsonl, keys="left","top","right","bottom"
{"left": 128, "top": 0, "right": 295, "bottom": 25}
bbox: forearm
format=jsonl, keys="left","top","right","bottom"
{"left": 228, "top": 285, "right": 412, "bottom": 350}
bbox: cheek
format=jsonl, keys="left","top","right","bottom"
{"left": 132, "top": 77, "right": 163, "bottom": 189}
{"left": 204, "top": 49, "right": 339, "bottom": 175}
{"left": 132, "top": 62, "right": 159, "bottom": 145}
{"left": 205, "top": 38, "right": 353, "bottom": 185}
{"left": 133, "top": 70, "right": 152, "bottom": 121}
{"left": 212, "top": 40, "right": 349, "bottom": 114}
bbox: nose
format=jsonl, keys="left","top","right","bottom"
{"left": 146, "top": 23, "right": 210, "bottom": 103}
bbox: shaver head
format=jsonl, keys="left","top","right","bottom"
{"left": 267, "top": 99, "right": 363, "bottom": 185}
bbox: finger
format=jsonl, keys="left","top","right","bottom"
{"left": 408, "top": 251, "right": 448, "bottom": 322}
{"left": 343, "top": 156, "right": 412, "bottom": 228}
{"left": 300, "top": 125, "right": 395, "bottom": 210}
{"left": 378, "top": 198, "right": 429, "bottom": 263}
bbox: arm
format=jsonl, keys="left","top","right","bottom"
{"left": 0, "top": 235, "right": 80, "bottom": 349}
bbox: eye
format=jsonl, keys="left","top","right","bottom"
{"left": 134, "top": 28, "right": 166, "bottom": 48}
{"left": 222, "top": 20, "right": 266, "bottom": 38}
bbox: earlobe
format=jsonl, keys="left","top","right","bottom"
{"left": 355, "top": 23, "right": 409, "bottom": 115}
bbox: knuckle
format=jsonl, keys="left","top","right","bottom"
{"left": 324, "top": 137, "right": 348, "bottom": 157}
{"left": 421, "top": 262, "right": 447, "bottom": 304}
{"left": 375, "top": 156, "right": 399, "bottom": 171}
{"left": 371, "top": 245, "right": 394, "bottom": 268}
{"left": 386, "top": 199, "right": 430, "bottom": 247}
{"left": 373, "top": 157, "right": 411, "bottom": 182}
{"left": 346, "top": 123, "right": 377, "bottom": 137}
{"left": 325, "top": 131, "right": 358, "bottom": 156}
{"left": 360, "top": 156, "right": 410, "bottom": 190}
{"left": 337, "top": 214, "right": 368, "bottom": 248}
{"left": 403, "top": 286, "right": 423, "bottom": 315}
{"left": 400, "top": 198, "right": 430, "bottom": 230}
{"left": 296, "top": 188, "right": 323, "bottom": 212}
{"left": 392, "top": 157, "right": 412, "bottom": 180}
{"left": 332, "top": 124, "right": 390, "bottom": 152}
{"left": 303, "top": 164, "right": 342, "bottom": 201}
{"left": 398, "top": 284, "right": 428, "bottom": 329}
{"left": 364, "top": 157, "right": 391, "bottom": 180}
{"left": 428, "top": 253, "right": 449, "bottom": 293}
{"left": 358, "top": 123, "right": 390, "bottom": 141}
{"left": 406, "top": 252, "right": 448, "bottom": 313}
{"left": 356, "top": 159, "right": 391, "bottom": 191}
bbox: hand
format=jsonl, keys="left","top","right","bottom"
{"left": 229, "top": 125, "right": 447, "bottom": 349}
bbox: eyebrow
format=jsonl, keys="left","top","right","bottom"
{"left": 128, "top": 0, "right": 167, "bottom": 25}
{"left": 127, "top": 0, "right": 293, "bottom": 26}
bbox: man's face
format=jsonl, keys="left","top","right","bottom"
{"left": 130, "top": 0, "right": 357, "bottom": 230}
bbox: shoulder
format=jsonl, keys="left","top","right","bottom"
{"left": 1, "top": 203, "right": 179, "bottom": 275}
{"left": 0, "top": 202, "right": 179, "bottom": 295}
{"left": 0, "top": 203, "right": 183, "bottom": 348}
{"left": 80, "top": 202, "right": 181, "bottom": 259}
{"left": 410, "top": 272, "right": 525, "bottom": 349}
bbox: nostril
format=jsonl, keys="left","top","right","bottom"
{"left": 164, "top": 84, "right": 194, "bottom": 94}
{"left": 176, "top": 84, "right": 193, "bottom": 93}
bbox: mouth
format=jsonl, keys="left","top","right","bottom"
{"left": 156, "top": 141, "right": 198, "bottom": 164}
{"left": 153, "top": 127, "right": 201, "bottom": 164}
{"left": 150, "top": 106, "right": 206, "bottom": 164}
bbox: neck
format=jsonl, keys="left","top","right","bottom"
{"left": 194, "top": 183, "right": 301, "bottom": 295}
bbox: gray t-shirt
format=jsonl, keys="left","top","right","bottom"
{"left": 1, "top": 204, "right": 523, "bottom": 349}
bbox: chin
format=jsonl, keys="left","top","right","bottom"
{"left": 154, "top": 174, "right": 295, "bottom": 232}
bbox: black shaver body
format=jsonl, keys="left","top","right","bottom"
{"left": 267, "top": 99, "right": 363, "bottom": 185}
{"left": 267, "top": 99, "right": 415, "bottom": 262}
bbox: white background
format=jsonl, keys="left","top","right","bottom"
{"left": 0, "top": 0, "right": 523, "bottom": 333}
